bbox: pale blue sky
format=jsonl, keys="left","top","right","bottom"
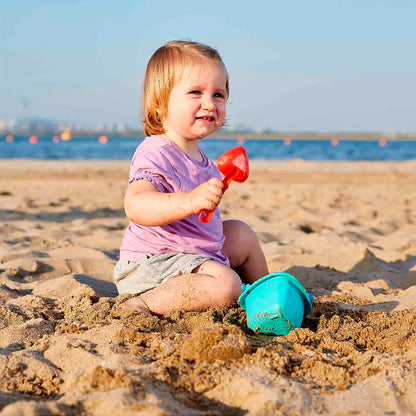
{"left": 1, "top": 0, "right": 415, "bottom": 132}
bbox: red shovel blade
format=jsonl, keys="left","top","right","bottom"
{"left": 217, "top": 146, "right": 249, "bottom": 184}
{"left": 198, "top": 146, "right": 249, "bottom": 223}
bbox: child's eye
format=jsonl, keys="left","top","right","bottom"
{"left": 189, "top": 90, "right": 201, "bottom": 95}
{"left": 213, "top": 92, "right": 225, "bottom": 98}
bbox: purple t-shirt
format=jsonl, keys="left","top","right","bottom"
{"left": 119, "top": 135, "right": 229, "bottom": 266}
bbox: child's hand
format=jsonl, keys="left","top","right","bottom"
{"left": 187, "top": 178, "right": 224, "bottom": 214}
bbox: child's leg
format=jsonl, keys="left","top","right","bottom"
{"left": 118, "top": 220, "right": 267, "bottom": 315}
{"left": 222, "top": 219, "right": 269, "bottom": 284}
{"left": 119, "top": 260, "right": 242, "bottom": 315}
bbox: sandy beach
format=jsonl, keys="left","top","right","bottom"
{"left": 1, "top": 158, "right": 416, "bottom": 416}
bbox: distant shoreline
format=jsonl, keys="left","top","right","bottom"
{"left": 211, "top": 132, "right": 416, "bottom": 141}
{"left": 2, "top": 131, "right": 416, "bottom": 141}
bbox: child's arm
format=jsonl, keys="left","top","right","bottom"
{"left": 124, "top": 177, "right": 224, "bottom": 226}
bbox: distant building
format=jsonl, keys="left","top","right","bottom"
{"left": 1, "top": 117, "right": 142, "bottom": 136}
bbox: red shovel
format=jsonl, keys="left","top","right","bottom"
{"left": 198, "top": 146, "right": 249, "bottom": 223}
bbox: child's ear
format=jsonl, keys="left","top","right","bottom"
{"left": 155, "top": 101, "right": 162, "bottom": 117}
{"left": 156, "top": 104, "right": 166, "bottom": 119}
{"left": 156, "top": 108, "right": 164, "bottom": 120}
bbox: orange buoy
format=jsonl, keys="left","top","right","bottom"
{"left": 284, "top": 138, "right": 292, "bottom": 146}
{"left": 237, "top": 137, "right": 245, "bottom": 145}
{"left": 61, "top": 131, "right": 72, "bottom": 141}
{"left": 379, "top": 139, "right": 387, "bottom": 147}
{"left": 99, "top": 135, "right": 108, "bottom": 144}
{"left": 331, "top": 138, "right": 339, "bottom": 146}
{"left": 6, "top": 135, "right": 13, "bottom": 143}
{"left": 52, "top": 136, "right": 60, "bottom": 143}
{"left": 29, "top": 135, "right": 38, "bottom": 144}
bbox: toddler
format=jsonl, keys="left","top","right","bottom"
{"left": 114, "top": 40, "right": 268, "bottom": 314}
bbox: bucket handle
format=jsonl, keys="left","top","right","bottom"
{"left": 241, "top": 283, "right": 251, "bottom": 293}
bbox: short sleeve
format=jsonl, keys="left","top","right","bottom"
{"left": 127, "top": 136, "right": 188, "bottom": 194}
{"left": 129, "top": 169, "right": 168, "bottom": 192}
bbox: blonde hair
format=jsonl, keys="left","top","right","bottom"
{"left": 141, "top": 40, "right": 229, "bottom": 137}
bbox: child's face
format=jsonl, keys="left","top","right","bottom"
{"left": 161, "top": 63, "right": 227, "bottom": 144}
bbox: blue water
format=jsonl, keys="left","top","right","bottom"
{"left": 1, "top": 135, "right": 415, "bottom": 161}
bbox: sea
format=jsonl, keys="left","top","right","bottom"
{"left": 1, "top": 135, "right": 415, "bottom": 161}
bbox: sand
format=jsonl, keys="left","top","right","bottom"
{"left": 0, "top": 158, "right": 416, "bottom": 416}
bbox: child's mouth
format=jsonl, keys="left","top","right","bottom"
{"left": 196, "top": 116, "right": 215, "bottom": 122}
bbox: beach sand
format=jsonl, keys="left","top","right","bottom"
{"left": 1, "top": 158, "right": 416, "bottom": 416}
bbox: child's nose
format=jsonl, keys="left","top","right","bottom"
{"left": 201, "top": 96, "right": 215, "bottom": 110}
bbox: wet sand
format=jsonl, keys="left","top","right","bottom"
{"left": 0, "top": 159, "right": 416, "bottom": 415}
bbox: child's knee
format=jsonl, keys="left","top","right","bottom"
{"left": 214, "top": 267, "right": 242, "bottom": 304}
{"left": 197, "top": 260, "right": 242, "bottom": 304}
{"left": 223, "top": 220, "right": 261, "bottom": 265}
{"left": 220, "top": 273, "right": 243, "bottom": 304}
{"left": 224, "top": 219, "right": 257, "bottom": 242}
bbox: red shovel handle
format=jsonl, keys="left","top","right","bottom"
{"left": 198, "top": 171, "right": 236, "bottom": 224}
{"left": 198, "top": 209, "right": 214, "bottom": 223}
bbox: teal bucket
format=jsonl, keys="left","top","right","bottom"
{"left": 238, "top": 272, "right": 313, "bottom": 336}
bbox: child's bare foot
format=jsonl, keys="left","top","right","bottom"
{"left": 118, "top": 296, "right": 152, "bottom": 315}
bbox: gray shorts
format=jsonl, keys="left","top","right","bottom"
{"left": 114, "top": 252, "right": 212, "bottom": 295}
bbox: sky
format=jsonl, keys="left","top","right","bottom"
{"left": 1, "top": 0, "right": 415, "bottom": 133}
